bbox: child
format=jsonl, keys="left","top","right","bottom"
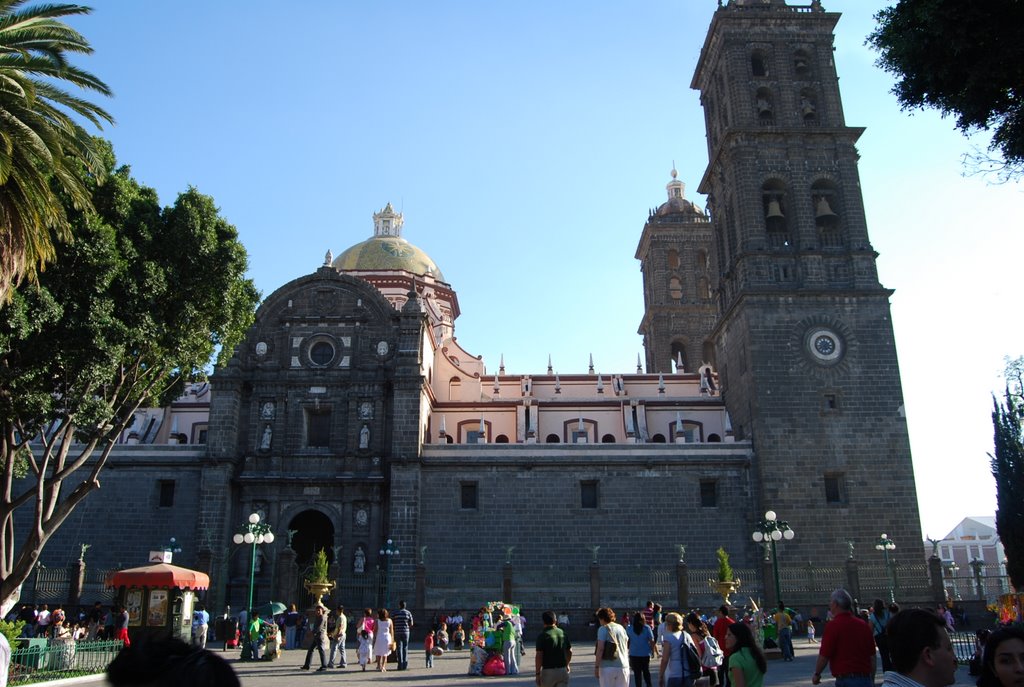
{"left": 807, "top": 620, "right": 817, "bottom": 644}
{"left": 358, "top": 629, "right": 374, "bottom": 671}
{"left": 424, "top": 629, "right": 435, "bottom": 668}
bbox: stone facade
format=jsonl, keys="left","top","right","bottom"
{"left": 16, "top": 1, "right": 928, "bottom": 616}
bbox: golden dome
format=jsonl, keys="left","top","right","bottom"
{"left": 332, "top": 236, "right": 445, "bottom": 281}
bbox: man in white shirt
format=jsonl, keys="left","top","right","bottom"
{"left": 0, "top": 631, "right": 11, "bottom": 687}
{"left": 35, "top": 604, "right": 51, "bottom": 638}
{"left": 881, "top": 609, "right": 957, "bottom": 687}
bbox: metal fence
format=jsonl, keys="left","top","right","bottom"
{"left": 8, "top": 639, "right": 122, "bottom": 685}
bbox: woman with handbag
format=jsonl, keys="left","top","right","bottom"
{"left": 659, "top": 612, "right": 701, "bottom": 687}
{"left": 373, "top": 608, "right": 394, "bottom": 672}
{"left": 594, "top": 607, "right": 630, "bottom": 687}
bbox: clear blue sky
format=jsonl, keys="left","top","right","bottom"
{"left": 69, "top": 1, "right": 1024, "bottom": 544}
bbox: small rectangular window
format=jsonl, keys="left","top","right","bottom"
{"left": 158, "top": 480, "right": 175, "bottom": 508}
{"left": 467, "top": 430, "right": 485, "bottom": 444}
{"left": 581, "top": 481, "right": 599, "bottom": 509}
{"left": 306, "top": 410, "right": 331, "bottom": 447}
{"left": 460, "top": 483, "right": 478, "bottom": 510}
{"left": 824, "top": 474, "right": 844, "bottom": 504}
{"left": 823, "top": 394, "right": 838, "bottom": 410}
{"left": 700, "top": 480, "right": 718, "bottom": 508}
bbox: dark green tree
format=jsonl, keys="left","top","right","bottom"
{"left": 992, "top": 357, "right": 1024, "bottom": 591}
{"left": 0, "top": 141, "right": 259, "bottom": 615}
{"left": 868, "top": 0, "right": 1024, "bottom": 182}
{"left": 0, "top": 0, "right": 114, "bottom": 301}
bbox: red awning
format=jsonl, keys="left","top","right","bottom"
{"left": 107, "top": 563, "right": 210, "bottom": 590}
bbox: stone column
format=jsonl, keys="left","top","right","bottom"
{"left": 928, "top": 555, "right": 946, "bottom": 606}
{"left": 277, "top": 548, "right": 298, "bottom": 605}
{"left": 589, "top": 563, "right": 601, "bottom": 610}
{"left": 415, "top": 561, "right": 426, "bottom": 610}
{"left": 68, "top": 559, "right": 86, "bottom": 608}
{"left": 676, "top": 559, "right": 689, "bottom": 609}
{"left": 845, "top": 557, "right": 861, "bottom": 606}
{"left": 502, "top": 564, "right": 513, "bottom": 602}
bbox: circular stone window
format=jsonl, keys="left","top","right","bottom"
{"left": 806, "top": 327, "right": 843, "bottom": 364}
{"left": 309, "top": 341, "right": 335, "bottom": 366}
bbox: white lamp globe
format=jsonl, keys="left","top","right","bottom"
{"left": 771, "top": 530, "right": 783, "bottom": 541}
{"left": 233, "top": 534, "right": 244, "bottom": 545}
{"left": 753, "top": 532, "right": 764, "bottom": 542}
{"left": 264, "top": 532, "right": 275, "bottom": 544}
{"left": 875, "top": 544, "right": 884, "bottom": 551}
{"left": 887, "top": 542, "right": 896, "bottom": 550}
{"left": 765, "top": 510, "right": 777, "bottom": 521}
{"left": 880, "top": 533, "right": 888, "bottom": 540}
{"left": 783, "top": 529, "right": 795, "bottom": 540}
{"left": 249, "top": 513, "right": 260, "bottom": 524}
{"left": 244, "top": 532, "right": 255, "bottom": 544}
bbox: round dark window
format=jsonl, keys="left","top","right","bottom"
{"left": 309, "top": 341, "right": 334, "bottom": 365}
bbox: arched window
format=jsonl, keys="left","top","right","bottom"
{"left": 794, "top": 49, "right": 811, "bottom": 78}
{"left": 652, "top": 434, "right": 666, "bottom": 443}
{"left": 671, "top": 341, "right": 688, "bottom": 373}
{"left": 762, "top": 179, "right": 790, "bottom": 248}
{"left": 751, "top": 50, "right": 769, "bottom": 77}
{"left": 601, "top": 434, "right": 616, "bottom": 444}
{"left": 495, "top": 434, "right": 509, "bottom": 443}
{"left": 696, "top": 250, "right": 708, "bottom": 271}
{"left": 811, "top": 179, "right": 842, "bottom": 241}
{"left": 668, "top": 249, "right": 680, "bottom": 269}
{"left": 448, "top": 377, "right": 462, "bottom": 401}
{"left": 669, "top": 276, "right": 683, "bottom": 301}
{"left": 708, "top": 433, "right": 722, "bottom": 443}
{"left": 800, "top": 88, "right": 817, "bottom": 123}
{"left": 545, "top": 433, "right": 560, "bottom": 444}
{"left": 444, "top": 434, "right": 454, "bottom": 444}
{"left": 755, "top": 87, "right": 774, "bottom": 124}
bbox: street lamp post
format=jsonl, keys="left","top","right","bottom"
{"left": 875, "top": 534, "right": 897, "bottom": 603}
{"left": 233, "top": 513, "right": 274, "bottom": 660}
{"left": 379, "top": 538, "right": 400, "bottom": 609}
{"left": 751, "top": 510, "right": 795, "bottom": 604}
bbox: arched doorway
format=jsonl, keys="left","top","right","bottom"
{"left": 288, "top": 510, "right": 335, "bottom": 605}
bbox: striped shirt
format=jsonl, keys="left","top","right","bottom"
{"left": 392, "top": 608, "right": 413, "bottom": 637}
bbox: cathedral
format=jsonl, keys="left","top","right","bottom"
{"left": 25, "top": 0, "right": 925, "bottom": 614}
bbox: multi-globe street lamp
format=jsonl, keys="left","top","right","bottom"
{"left": 379, "top": 538, "right": 400, "bottom": 609}
{"left": 752, "top": 510, "right": 795, "bottom": 604}
{"left": 233, "top": 513, "right": 274, "bottom": 660}
{"left": 875, "top": 533, "right": 897, "bottom": 603}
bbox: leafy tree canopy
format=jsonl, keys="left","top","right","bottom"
{"left": 991, "top": 357, "right": 1024, "bottom": 590}
{"left": 0, "top": 140, "right": 259, "bottom": 615}
{"left": 868, "top": 0, "right": 1024, "bottom": 182}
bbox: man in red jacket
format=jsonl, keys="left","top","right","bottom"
{"left": 712, "top": 605, "right": 736, "bottom": 687}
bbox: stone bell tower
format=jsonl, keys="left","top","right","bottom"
{"left": 691, "top": 0, "right": 924, "bottom": 560}
{"left": 636, "top": 168, "right": 717, "bottom": 374}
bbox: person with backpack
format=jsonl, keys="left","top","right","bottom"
{"left": 686, "top": 612, "right": 724, "bottom": 687}
{"left": 658, "top": 612, "right": 701, "bottom": 687}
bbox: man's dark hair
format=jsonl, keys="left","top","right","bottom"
{"left": 107, "top": 637, "right": 240, "bottom": 687}
{"left": 542, "top": 610, "right": 557, "bottom": 626}
{"left": 886, "top": 608, "right": 946, "bottom": 673}
{"left": 399, "top": 600, "right": 406, "bottom": 609}
{"left": 718, "top": 605, "right": 731, "bottom": 616}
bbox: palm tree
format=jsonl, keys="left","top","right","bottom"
{"left": 0, "top": 0, "right": 113, "bottom": 301}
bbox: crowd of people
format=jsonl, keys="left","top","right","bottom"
{"left": 6, "top": 601, "right": 131, "bottom": 645}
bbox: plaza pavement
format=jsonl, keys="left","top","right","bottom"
{"left": 55, "top": 637, "right": 979, "bottom": 687}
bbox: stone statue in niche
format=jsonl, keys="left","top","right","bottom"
{"left": 359, "top": 424, "right": 370, "bottom": 449}
{"left": 261, "top": 401, "right": 275, "bottom": 420}
{"left": 260, "top": 424, "right": 272, "bottom": 450}
{"left": 255, "top": 341, "right": 268, "bottom": 356}
{"left": 353, "top": 546, "right": 366, "bottom": 574}
{"left": 359, "top": 401, "right": 373, "bottom": 420}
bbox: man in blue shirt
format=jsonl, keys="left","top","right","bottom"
{"left": 192, "top": 604, "right": 210, "bottom": 649}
